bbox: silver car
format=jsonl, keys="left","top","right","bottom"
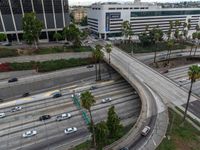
{"left": 56, "top": 113, "right": 71, "bottom": 121}
{"left": 102, "top": 98, "right": 112, "bottom": 103}
{"left": 22, "top": 130, "right": 37, "bottom": 138}
{"left": 64, "top": 127, "right": 77, "bottom": 134}
{"left": 0, "top": 112, "right": 5, "bottom": 118}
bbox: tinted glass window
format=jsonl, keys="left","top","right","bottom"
{"left": 33, "top": 0, "right": 43, "bottom": 13}
{"left": 22, "top": 0, "right": 33, "bottom": 13}
{"left": 10, "top": 0, "right": 22, "bottom": 14}
{"left": 44, "top": 0, "right": 53, "bottom": 13}
{"left": 54, "top": 0, "right": 62, "bottom": 13}
{"left": 0, "top": 0, "right": 11, "bottom": 15}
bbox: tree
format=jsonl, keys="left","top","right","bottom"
{"left": 95, "top": 121, "right": 109, "bottom": 149}
{"left": 0, "top": 33, "right": 6, "bottom": 41}
{"left": 95, "top": 44, "right": 104, "bottom": 80}
{"left": 105, "top": 44, "right": 112, "bottom": 78}
{"left": 167, "top": 39, "right": 175, "bottom": 64}
{"left": 92, "top": 49, "right": 98, "bottom": 81}
{"left": 193, "top": 32, "right": 200, "bottom": 56}
{"left": 182, "top": 65, "right": 200, "bottom": 123}
{"left": 139, "top": 32, "right": 151, "bottom": 47}
{"left": 80, "top": 16, "right": 88, "bottom": 26}
{"left": 53, "top": 32, "right": 62, "bottom": 42}
{"left": 80, "top": 91, "right": 96, "bottom": 147}
{"left": 107, "top": 106, "right": 123, "bottom": 139}
{"left": 190, "top": 32, "right": 198, "bottom": 56}
{"left": 153, "top": 32, "right": 161, "bottom": 63}
{"left": 22, "top": 12, "right": 43, "bottom": 49}
{"left": 122, "top": 21, "right": 132, "bottom": 43}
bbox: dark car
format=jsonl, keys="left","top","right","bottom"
{"left": 86, "top": 65, "right": 94, "bottom": 68}
{"left": 39, "top": 115, "right": 51, "bottom": 121}
{"left": 22, "top": 92, "right": 30, "bottom": 97}
{"left": 8, "top": 78, "right": 18, "bottom": 83}
{"left": 52, "top": 93, "right": 62, "bottom": 98}
{"left": 120, "top": 147, "right": 129, "bottom": 150}
{"left": 90, "top": 86, "right": 97, "bottom": 90}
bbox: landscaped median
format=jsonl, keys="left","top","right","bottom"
{"left": 0, "top": 46, "right": 92, "bottom": 58}
{"left": 0, "top": 58, "right": 93, "bottom": 72}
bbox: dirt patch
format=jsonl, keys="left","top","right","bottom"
{"left": 149, "top": 56, "right": 200, "bottom": 73}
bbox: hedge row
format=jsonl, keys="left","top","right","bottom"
{"left": 7, "top": 58, "right": 93, "bottom": 72}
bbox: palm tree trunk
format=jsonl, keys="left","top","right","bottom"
{"left": 99, "top": 61, "right": 101, "bottom": 80}
{"left": 95, "top": 60, "right": 98, "bottom": 81}
{"left": 89, "top": 109, "right": 96, "bottom": 147}
{"left": 34, "top": 40, "right": 38, "bottom": 49}
{"left": 168, "top": 49, "right": 172, "bottom": 64}
{"left": 193, "top": 46, "right": 198, "bottom": 56}
{"left": 190, "top": 45, "right": 193, "bottom": 56}
{"left": 109, "top": 54, "right": 111, "bottom": 78}
{"left": 182, "top": 80, "right": 193, "bottom": 123}
{"left": 154, "top": 43, "right": 157, "bottom": 63}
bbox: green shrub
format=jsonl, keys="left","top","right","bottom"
{"left": 9, "top": 58, "right": 93, "bottom": 72}
{"left": 0, "top": 48, "right": 18, "bottom": 58}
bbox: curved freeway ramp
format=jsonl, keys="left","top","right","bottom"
{"left": 102, "top": 47, "right": 168, "bottom": 150}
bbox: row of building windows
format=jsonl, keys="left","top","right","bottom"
{"left": 0, "top": 0, "right": 66, "bottom": 15}
{"left": 130, "top": 16, "right": 187, "bottom": 20}
{"left": 109, "top": 7, "right": 148, "bottom": 10}
{"left": 131, "top": 10, "right": 200, "bottom": 17}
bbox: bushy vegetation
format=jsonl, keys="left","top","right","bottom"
{"left": 0, "top": 48, "right": 19, "bottom": 58}
{"left": 7, "top": 58, "right": 93, "bottom": 72}
{"left": 116, "top": 42, "right": 186, "bottom": 53}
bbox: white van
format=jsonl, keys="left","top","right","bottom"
{"left": 141, "top": 126, "right": 151, "bottom": 136}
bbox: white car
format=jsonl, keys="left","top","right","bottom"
{"left": 56, "top": 113, "right": 71, "bottom": 121}
{"left": 102, "top": 98, "right": 112, "bottom": 103}
{"left": 0, "top": 112, "right": 5, "bottom": 118}
{"left": 22, "top": 130, "right": 37, "bottom": 138}
{"left": 11, "top": 106, "right": 22, "bottom": 112}
{"left": 141, "top": 126, "right": 151, "bottom": 136}
{"left": 64, "top": 127, "right": 77, "bottom": 134}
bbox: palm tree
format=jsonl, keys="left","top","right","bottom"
{"left": 182, "top": 65, "right": 200, "bottom": 123}
{"left": 154, "top": 32, "right": 160, "bottom": 63}
{"left": 122, "top": 21, "right": 132, "bottom": 43}
{"left": 92, "top": 49, "right": 98, "bottom": 81}
{"left": 190, "top": 32, "right": 198, "bottom": 56}
{"left": 95, "top": 44, "right": 104, "bottom": 80}
{"left": 105, "top": 44, "right": 112, "bottom": 78}
{"left": 167, "top": 39, "right": 174, "bottom": 64}
{"left": 80, "top": 91, "right": 96, "bottom": 147}
{"left": 194, "top": 32, "right": 200, "bottom": 56}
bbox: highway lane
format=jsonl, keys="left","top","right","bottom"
{"left": 0, "top": 77, "right": 141, "bottom": 150}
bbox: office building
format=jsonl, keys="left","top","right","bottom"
{"left": 87, "top": 0, "right": 200, "bottom": 39}
{"left": 0, "top": 0, "right": 69, "bottom": 42}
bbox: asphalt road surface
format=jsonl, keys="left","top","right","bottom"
{"left": 0, "top": 77, "right": 141, "bottom": 150}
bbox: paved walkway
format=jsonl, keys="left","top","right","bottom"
{"left": 0, "top": 52, "right": 92, "bottom": 63}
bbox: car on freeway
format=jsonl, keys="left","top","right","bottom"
{"left": 120, "top": 147, "right": 129, "bottom": 150}
{"left": 22, "top": 130, "right": 37, "bottom": 138}
{"left": 56, "top": 113, "right": 71, "bottom": 121}
{"left": 39, "top": 115, "right": 51, "bottom": 121}
{"left": 198, "top": 64, "right": 200, "bottom": 67}
{"left": 86, "top": 65, "right": 94, "bottom": 68}
{"left": 52, "top": 92, "right": 62, "bottom": 98}
{"left": 141, "top": 126, "right": 151, "bottom": 136}
{"left": 22, "top": 92, "right": 30, "bottom": 97}
{"left": 90, "top": 86, "right": 97, "bottom": 90}
{"left": 11, "top": 106, "right": 22, "bottom": 112}
{"left": 64, "top": 127, "right": 77, "bottom": 134}
{"left": 8, "top": 77, "right": 18, "bottom": 83}
{"left": 0, "top": 98, "right": 3, "bottom": 103}
{"left": 102, "top": 98, "right": 112, "bottom": 103}
{"left": 0, "top": 112, "right": 5, "bottom": 118}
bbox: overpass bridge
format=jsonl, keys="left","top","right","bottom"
{"left": 99, "top": 42, "right": 200, "bottom": 149}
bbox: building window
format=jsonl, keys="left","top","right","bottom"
{"left": 123, "top": 8, "right": 129, "bottom": 10}
{"left": 54, "top": 0, "right": 62, "bottom": 13}
{"left": 22, "top": 0, "right": 33, "bottom": 13}
{"left": 131, "top": 10, "right": 200, "bottom": 17}
{"left": 109, "top": 8, "right": 116, "bottom": 10}
{"left": 0, "top": 0, "right": 11, "bottom": 15}
{"left": 117, "top": 8, "right": 122, "bottom": 10}
{"left": 33, "top": 0, "right": 43, "bottom": 13}
{"left": 11, "top": 0, "right": 22, "bottom": 14}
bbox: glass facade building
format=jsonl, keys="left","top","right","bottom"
{"left": 0, "top": 0, "right": 69, "bottom": 42}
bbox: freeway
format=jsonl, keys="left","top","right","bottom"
{"left": 0, "top": 75, "right": 141, "bottom": 150}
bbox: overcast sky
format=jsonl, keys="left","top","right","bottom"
{"left": 69, "top": 0, "right": 199, "bottom": 6}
